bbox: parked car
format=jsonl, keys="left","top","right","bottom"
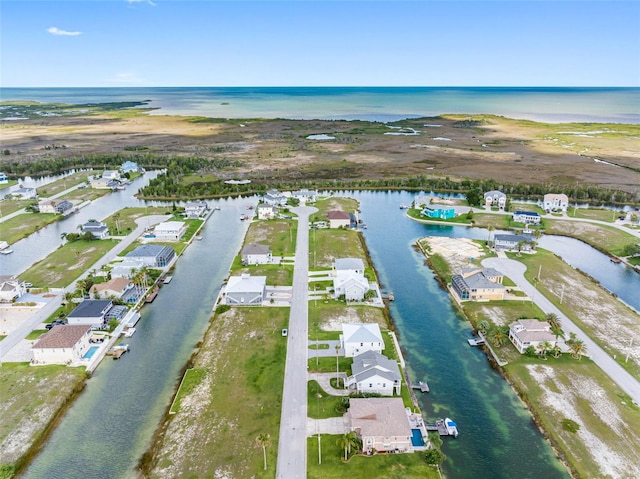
{"left": 46, "top": 319, "right": 68, "bottom": 330}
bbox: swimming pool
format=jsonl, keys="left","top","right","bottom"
{"left": 83, "top": 346, "right": 99, "bottom": 360}
{"left": 411, "top": 429, "right": 425, "bottom": 447}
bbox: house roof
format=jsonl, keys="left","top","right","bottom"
{"left": 89, "top": 277, "right": 131, "bottom": 295}
{"left": 226, "top": 274, "right": 267, "bottom": 294}
{"left": 127, "top": 244, "right": 175, "bottom": 258}
{"left": 155, "top": 221, "right": 185, "bottom": 233}
{"left": 484, "top": 190, "right": 506, "bottom": 198}
{"left": 510, "top": 320, "right": 556, "bottom": 343}
{"left": 513, "top": 210, "right": 540, "bottom": 217}
{"left": 462, "top": 272, "right": 505, "bottom": 291}
{"left": 242, "top": 243, "right": 272, "bottom": 256}
{"left": 257, "top": 204, "right": 275, "bottom": 211}
{"left": 494, "top": 234, "right": 530, "bottom": 243}
{"left": 343, "top": 323, "right": 383, "bottom": 344}
{"left": 334, "top": 258, "right": 365, "bottom": 271}
{"left": 348, "top": 398, "right": 411, "bottom": 438}
{"left": 34, "top": 324, "right": 91, "bottom": 349}
{"left": 327, "top": 210, "right": 351, "bottom": 220}
{"left": 334, "top": 271, "right": 369, "bottom": 291}
{"left": 351, "top": 351, "right": 401, "bottom": 383}
{"left": 82, "top": 220, "right": 107, "bottom": 230}
{"left": 68, "top": 299, "right": 113, "bottom": 318}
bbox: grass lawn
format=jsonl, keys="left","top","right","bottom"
{"left": 148, "top": 307, "right": 288, "bottom": 479}
{"left": 544, "top": 219, "right": 638, "bottom": 256}
{"left": 0, "top": 362, "right": 87, "bottom": 470}
{"left": 628, "top": 256, "right": 640, "bottom": 266}
{"left": 0, "top": 199, "right": 34, "bottom": 217}
{"left": 103, "top": 206, "right": 171, "bottom": 235}
{"left": 37, "top": 170, "right": 98, "bottom": 197}
{"left": 308, "top": 302, "right": 388, "bottom": 340}
{"left": 310, "top": 229, "right": 367, "bottom": 269}
{"left": 308, "top": 381, "right": 346, "bottom": 419}
{"left": 309, "top": 356, "right": 353, "bottom": 375}
{"left": 568, "top": 207, "right": 621, "bottom": 223}
{"left": 312, "top": 197, "right": 359, "bottom": 219}
{"left": 244, "top": 219, "right": 297, "bottom": 256}
{"left": 58, "top": 187, "right": 109, "bottom": 203}
{"left": 507, "top": 357, "right": 640, "bottom": 479}
{"left": 20, "top": 239, "right": 119, "bottom": 288}
{"left": 25, "top": 330, "right": 49, "bottom": 340}
{"left": 471, "top": 213, "right": 511, "bottom": 229}
{"left": 511, "top": 203, "right": 545, "bottom": 215}
{"left": 169, "top": 368, "right": 207, "bottom": 414}
{"left": 233, "top": 263, "right": 294, "bottom": 286}
{"left": 0, "top": 213, "right": 59, "bottom": 244}
{"left": 406, "top": 208, "right": 472, "bottom": 225}
{"left": 307, "top": 435, "right": 440, "bottom": 479}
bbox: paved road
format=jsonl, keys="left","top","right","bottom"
{"left": 276, "top": 205, "right": 316, "bottom": 479}
{"left": 482, "top": 256, "right": 640, "bottom": 405}
{"left": 0, "top": 183, "right": 84, "bottom": 223}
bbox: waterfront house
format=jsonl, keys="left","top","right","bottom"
{"left": 120, "top": 161, "right": 141, "bottom": 173}
{"left": 263, "top": 189, "right": 288, "bottom": 206}
{"left": 102, "top": 170, "right": 121, "bottom": 180}
{"left": 184, "top": 200, "right": 208, "bottom": 218}
{"left": 81, "top": 220, "right": 109, "bottom": 239}
{"left": 241, "top": 243, "right": 272, "bottom": 265}
{"left": 341, "top": 323, "right": 384, "bottom": 357}
{"left": 67, "top": 299, "right": 113, "bottom": 327}
{"left": 89, "top": 277, "right": 135, "bottom": 300}
{"left": 494, "top": 234, "right": 533, "bottom": 252}
{"left": 32, "top": 324, "right": 92, "bottom": 366}
{"left": 484, "top": 190, "right": 507, "bottom": 209}
{"left": 110, "top": 258, "right": 146, "bottom": 279}
{"left": 153, "top": 221, "right": 187, "bottom": 241}
{"left": 90, "top": 177, "right": 120, "bottom": 189}
{"left": 38, "top": 199, "right": 74, "bottom": 215}
{"left": 333, "top": 257, "right": 366, "bottom": 276}
{"left": 512, "top": 211, "right": 541, "bottom": 225}
{"left": 126, "top": 244, "right": 176, "bottom": 268}
{"left": 333, "top": 270, "right": 370, "bottom": 301}
{"left": 423, "top": 206, "right": 456, "bottom": 220}
{"left": 509, "top": 319, "right": 557, "bottom": 354}
{"left": 256, "top": 204, "right": 277, "bottom": 220}
{"left": 11, "top": 187, "right": 37, "bottom": 200}
{"left": 346, "top": 398, "right": 412, "bottom": 454}
{"left": 327, "top": 210, "right": 352, "bottom": 229}
{"left": 451, "top": 267, "right": 505, "bottom": 302}
{"left": 224, "top": 274, "right": 266, "bottom": 305}
{"left": 0, "top": 275, "right": 27, "bottom": 302}
{"left": 292, "top": 188, "right": 318, "bottom": 203}
{"left": 346, "top": 350, "right": 402, "bottom": 396}
{"left": 0, "top": 172, "right": 8, "bottom": 184}
{"left": 543, "top": 193, "right": 569, "bottom": 212}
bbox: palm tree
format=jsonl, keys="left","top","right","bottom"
{"left": 113, "top": 212, "right": 121, "bottom": 235}
{"left": 336, "top": 434, "right": 351, "bottom": 461}
{"left": 570, "top": 339, "right": 587, "bottom": 360}
{"left": 545, "top": 313, "right": 563, "bottom": 341}
{"left": 478, "top": 320, "right": 490, "bottom": 335}
{"left": 539, "top": 341, "right": 553, "bottom": 359}
{"left": 255, "top": 433, "right": 271, "bottom": 471}
{"left": 346, "top": 431, "right": 361, "bottom": 456}
{"left": 490, "top": 327, "right": 509, "bottom": 347}
{"left": 60, "top": 232, "right": 67, "bottom": 241}
{"left": 551, "top": 345, "right": 563, "bottom": 358}
{"left": 487, "top": 225, "right": 495, "bottom": 246}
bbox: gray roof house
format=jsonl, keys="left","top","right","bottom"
{"left": 126, "top": 244, "right": 176, "bottom": 268}
{"left": 346, "top": 350, "right": 402, "bottom": 396}
{"left": 81, "top": 220, "right": 109, "bottom": 239}
{"left": 333, "top": 258, "right": 365, "bottom": 275}
{"left": 509, "top": 319, "right": 557, "bottom": 354}
{"left": 494, "top": 234, "right": 533, "bottom": 251}
{"left": 241, "top": 243, "right": 272, "bottom": 265}
{"left": 484, "top": 190, "right": 507, "bottom": 209}
{"left": 451, "top": 268, "right": 505, "bottom": 302}
{"left": 67, "top": 299, "right": 113, "bottom": 327}
{"left": 263, "top": 189, "right": 287, "bottom": 206}
{"left": 347, "top": 398, "right": 412, "bottom": 454}
{"left": 224, "top": 274, "right": 266, "bottom": 305}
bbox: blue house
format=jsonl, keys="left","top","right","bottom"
{"left": 121, "top": 161, "right": 141, "bottom": 174}
{"left": 423, "top": 207, "right": 456, "bottom": 220}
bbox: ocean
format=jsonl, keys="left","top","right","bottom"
{"left": 1, "top": 86, "right": 639, "bottom": 123}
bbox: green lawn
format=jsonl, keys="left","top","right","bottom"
{"left": 568, "top": 207, "right": 621, "bottom": 223}
{"left": 20, "top": 239, "right": 119, "bottom": 288}
{"left": 37, "top": 170, "right": 98, "bottom": 197}
{"left": 169, "top": 368, "right": 207, "bottom": 414}
{"left": 308, "top": 303, "right": 388, "bottom": 340}
{"left": 233, "top": 263, "right": 295, "bottom": 286}
{"left": 25, "top": 330, "right": 49, "bottom": 340}
{"left": 406, "top": 208, "right": 472, "bottom": 224}
{"left": 308, "top": 381, "right": 346, "bottom": 419}
{"left": 310, "top": 229, "right": 367, "bottom": 269}
{"left": 307, "top": 435, "right": 440, "bottom": 479}
{"left": 244, "top": 219, "right": 297, "bottom": 256}
{"left": 0, "top": 213, "right": 60, "bottom": 244}
{"left": 58, "top": 187, "right": 109, "bottom": 203}
{"left": 103, "top": 207, "right": 171, "bottom": 235}
{"left": 471, "top": 213, "right": 511, "bottom": 229}
{"left": 312, "top": 197, "right": 359, "bottom": 219}
{"left": 544, "top": 219, "right": 638, "bottom": 256}
{"left": 0, "top": 199, "right": 34, "bottom": 217}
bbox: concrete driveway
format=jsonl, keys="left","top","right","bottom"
{"left": 307, "top": 340, "right": 343, "bottom": 358}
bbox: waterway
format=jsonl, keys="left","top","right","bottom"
{"left": 22, "top": 197, "right": 251, "bottom": 479}
{"left": 19, "top": 189, "right": 640, "bottom": 478}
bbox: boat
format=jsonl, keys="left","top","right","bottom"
{"left": 610, "top": 256, "right": 622, "bottom": 264}
{"left": 0, "top": 248, "right": 13, "bottom": 255}
{"left": 145, "top": 285, "right": 159, "bottom": 302}
{"left": 163, "top": 275, "right": 173, "bottom": 284}
{"left": 445, "top": 418, "right": 459, "bottom": 437}
{"left": 123, "top": 327, "right": 136, "bottom": 337}
{"left": 399, "top": 204, "right": 409, "bottom": 209}
{"left": 107, "top": 343, "right": 129, "bottom": 359}
{"left": 468, "top": 337, "right": 485, "bottom": 346}
{"left": 0, "top": 241, "right": 13, "bottom": 254}
{"left": 195, "top": 236, "right": 203, "bottom": 241}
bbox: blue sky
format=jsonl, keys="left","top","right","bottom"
{"left": 2, "top": 0, "right": 639, "bottom": 87}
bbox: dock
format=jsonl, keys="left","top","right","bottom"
{"left": 106, "top": 343, "right": 129, "bottom": 359}
{"left": 411, "top": 381, "right": 430, "bottom": 393}
{"left": 468, "top": 337, "right": 485, "bottom": 346}
{"left": 163, "top": 275, "right": 173, "bottom": 284}
{"left": 426, "top": 418, "right": 458, "bottom": 437}
{"left": 145, "top": 285, "right": 159, "bottom": 303}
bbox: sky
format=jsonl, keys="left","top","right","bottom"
{"left": 1, "top": 0, "right": 639, "bottom": 87}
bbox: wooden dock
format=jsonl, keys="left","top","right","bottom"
{"left": 411, "top": 381, "right": 430, "bottom": 393}
{"left": 426, "top": 419, "right": 457, "bottom": 436}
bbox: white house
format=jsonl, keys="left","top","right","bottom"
{"left": 32, "top": 324, "right": 92, "bottom": 365}
{"left": 494, "top": 234, "right": 533, "bottom": 252}
{"left": 333, "top": 270, "right": 370, "bottom": 301}
{"left": 38, "top": 199, "right": 74, "bottom": 215}
{"left": 346, "top": 350, "right": 402, "bottom": 396}
{"left": 184, "top": 200, "right": 208, "bottom": 218}
{"left": 512, "top": 211, "right": 541, "bottom": 225}
{"left": 67, "top": 299, "right": 113, "bottom": 327}
{"left": 241, "top": 243, "right": 272, "bottom": 265}
{"left": 327, "top": 211, "right": 351, "bottom": 229}
{"left": 263, "top": 189, "right": 287, "bottom": 206}
{"left": 484, "top": 190, "right": 507, "bottom": 209}
{"left": 333, "top": 258, "right": 366, "bottom": 276}
{"left": 153, "top": 221, "right": 187, "bottom": 241}
{"left": 11, "top": 187, "right": 37, "bottom": 200}
{"left": 256, "top": 204, "right": 277, "bottom": 220}
{"left": 110, "top": 258, "right": 146, "bottom": 278}
{"left": 543, "top": 193, "right": 569, "bottom": 212}
{"left": 341, "top": 323, "right": 384, "bottom": 357}
{"left": 292, "top": 188, "right": 318, "bottom": 203}
{"left": 102, "top": 170, "right": 121, "bottom": 180}
{"left": 126, "top": 245, "right": 175, "bottom": 267}
{"left": 0, "top": 275, "right": 27, "bottom": 302}
{"left": 509, "top": 319, "right": 557, "bottom": 354}
{"left": 224, "top": 274, "right": 266, "bottom": 305}
{"left": 347, "top": 398, "right": 412, "bottom": 454}
{"left": 80, "top": 220, "right": 109, "bottom": 239}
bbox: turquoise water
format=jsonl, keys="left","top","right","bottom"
{"left": 2, "top": 86, "right": 639, "bottom": 123}
{"left": 82, "top": 346, "right": 98, "bottom": 360}
{"left": 411, "top": 429, "right": 425, "bottom": 447}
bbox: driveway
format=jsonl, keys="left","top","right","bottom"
{"left": 308, "top": 372, "right": 349, "bottom": 396}
{"left": 482, "top": 256, "right": 640, "bottom": 404}
{"left": 306, "top": 416, "right": 349, "bottom": 436}
{"left": 307, "top": 340, "right": 343, "bottom": 358}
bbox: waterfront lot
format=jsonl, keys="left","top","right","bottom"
{"left": 0, "top": 213, "right": 59, "bottom": 244}
{"left": 544, "top": 219, "right": 638, "bottom": 256}
{"left": 20, "top": 239, "right": 118, "bottom": 287}
{"left": 309, "top": 229, "right": 367, "bottom": 269}
{"left": 243, "top": 219, "right": 297, "bottom": 256}
{"left": 148, "top": 307, "right": 289, "bottom": 479}
{"left": 0, "top": 363, "right": 87, "bottom": 469}
{"left": 103, "top": 206, "right": 172, "bottom": 235}
{"left": 0, "top": 199, "right": 33, "bottom": 217}
{"left": 36, "top": 170, "right": 97, "bottom": 197}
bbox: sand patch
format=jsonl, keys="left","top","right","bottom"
{"left": 419, "top": 236, "right": 485, "bottom": 272}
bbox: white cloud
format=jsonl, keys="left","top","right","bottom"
{"left": 47, "top": 27, "right": 82, "bottom": 36}
{"left": 106, "top": 72, "right": 145, "bottom": 85}
{"left": 127, "top": 0, "right": 157, "bottom": 6}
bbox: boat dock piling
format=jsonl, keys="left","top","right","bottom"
{"left": 411, "top": 381, "right": 430, "bottom": 393}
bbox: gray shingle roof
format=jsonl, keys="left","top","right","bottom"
{"left": 68, "top": 299, "right": 113, "bottom": 318}
{"left": 351, "top": 350, "right": 401, "bottom": 383}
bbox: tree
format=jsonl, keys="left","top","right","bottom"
{"left": 346, "top": 431, "right": 361, "bottom": 456}
{"left": 465, "top": 188, "right": 482, "bottom": 207}
{"left": 545, "top": 313, "right": 561, "bottom": 331}
{"left": 551, "top": 345, "right": 563, "bottom": 358}
{"left": 336, "top": 434, "right": 351, "bottom": 461}
{"left": 538, "top": 341, "right": 553, "bottom": 359}
{"left": 487, "top": 225, "right": 495, "bottom": 245}
{"left": 570, "top": 339, "right": 587, "bottom": 360}
{"left": 490, "top": 327, "right": 509, "bottom": 347}
{"left": 113, "top": 212, "right": 122, "bottom": 235}
{"left": 478, "top": 320, "right": 490, "bottom": 335}
{"left": 256, "top": 433, "right": 271, "bottom": 471}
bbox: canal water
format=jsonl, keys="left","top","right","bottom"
{"left": 22, "top": 197, "right": 251, "bottom": 479}
{"left": 19, "top": 189, "right": 640, "bottom": 478}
